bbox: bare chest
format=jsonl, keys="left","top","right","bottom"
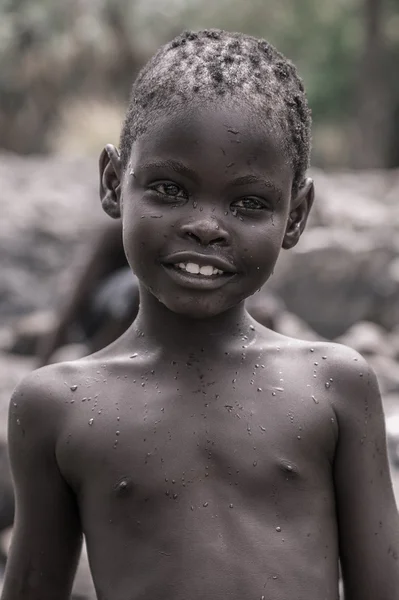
{"left": 56, "top": 367, "right": 337, "bottom": 514}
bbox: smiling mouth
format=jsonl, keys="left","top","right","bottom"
{"left": 172, "top": 262, "right": 225, "bottom": 277}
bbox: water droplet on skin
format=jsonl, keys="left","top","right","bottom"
{"left": 82, "top": 397, "right": 87, "bottom": 402}
{"left": 116, "top": 431, "right": 120, "bottom": 436}
{"left": 260, "top": 426, "right": 266, "bottom": 432}
{"left": 297, "top": 435, "right": 301, "bottom": 440}
{"left": 253, "top": 460, "right": 258, "bottom": 467}
{"left": 130, "top": 353, "right": 138, "bottom": 359}
{"left": 312, "top": 395, "right": 319, "bottom": 404}
{"left": 229, "top": 503, "right": 234, "bottom": 508}
{"left": 276, "top": 526, "right": 281, "bottom": 532}
{"left": 70, "top": 385, "right": 78, "bottom": 391}
{"left": 325, "top": 382, "right": 331, "bottom": 389}
{"left": 16, "top": 418, "right": 21, "bottom": 426}
{"left": 257, "top": 387, "right": 262, "bottom": 392}
{"left": 250, "top": 325, "right": 255, "bottom": 331}
{"left": 173, "top": 493, "right": 178, "bottom": 499}
{"left": 322, "top": 356, "right": 327, "bottom": 360}
{"left": 359, "top": 372, "right": 364, "bottom": 377}
{"left": 191, "top": 505, "right": 194, "bottom": 511}
{"left": 88, "top": 418, "right": 94, "bottom": 425}
{"left": 203, "top": 502, "right": 209, "bottom": 507}
{"left": 310, "top": 348, "right": 314, "bottom": 353}
{"left": 272, "top": 392, "right": 276, "bottom": 397}
{"left": 272, "top": 575, "right": 278, "bottom": 580}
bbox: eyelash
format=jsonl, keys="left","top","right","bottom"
{"left": 148, "top": 182, "right": 269, "bottom": 214}
{"left": 231, "top": 197, "right": 268, "bottom": 211}
{"left": 149, "top": 182, "right": 189, "bottom": 200}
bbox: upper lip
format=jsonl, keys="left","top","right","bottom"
{"left": 162, "top": 251, "right": 237, "bottom": 273}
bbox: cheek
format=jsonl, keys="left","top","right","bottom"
{"left": 240, "top": 223, "right": 285, "bottom": 271}
{"left": 121, "top": 203, "right": 173, "bottom": 279}
{"left": 121, "top": 209, "right": 156, "bottom": 273}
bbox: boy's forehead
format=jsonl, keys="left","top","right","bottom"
{"left": 131, "top": 103, "right": 292, "bottom": 183}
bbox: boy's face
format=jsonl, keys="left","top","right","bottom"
{"left": 107, "top": 103, "right": 312, "bottom": 319}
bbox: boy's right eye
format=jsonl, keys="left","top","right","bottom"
{"left": 149, "top": 182, "right": 188, "bottom": 200}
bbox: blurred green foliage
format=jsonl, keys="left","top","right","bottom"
{"left": 1, "top": 0, "right": 398, "bottom": 168}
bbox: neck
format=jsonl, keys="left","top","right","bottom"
{"left": 130, "top": 287, "right": 256, "bottom": 357}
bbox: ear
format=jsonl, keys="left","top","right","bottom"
{"left": 99, "top": 144, "right": 122, "bottom": 219}
{"left": 282, "top": 177, "right": 314, "bottom": 250}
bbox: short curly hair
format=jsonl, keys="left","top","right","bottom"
{"left": 119, "top": 29, "right": 311, "bottom": 195}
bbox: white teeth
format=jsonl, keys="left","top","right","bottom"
{"left": 199, "top": 265, "right": 213, "bottom": 276}
{"left": 175, "top": 262, "right": 224, "bottom": 277}
{"left": 186, "top": 262, "right": 200, "bottom": 274}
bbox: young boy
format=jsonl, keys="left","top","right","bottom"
{"left": 2, "top": 29, "right": 399, "bottom": 600}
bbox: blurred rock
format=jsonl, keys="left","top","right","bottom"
{"left": 268, "top": 167, "right": 399, "bottom": 338}
{"left": 7, "top": 311, "right": 55, "bottom": 356}
{"left": 386, "top": 413, "right": 399, "bottom": 468}
{"left": 0, "top": 154, "right": 107, "bottom": 319}
{"left": 367, "top": 354, "right": 399, "bottom": 396}
{"left": 335, "top": 321, "right": 393, "bottom": 358}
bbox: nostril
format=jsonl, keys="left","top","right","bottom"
{"left": 185, "top": 231, "right": 201, "bottom": 242}
{"left": 212, "top": 236, "right": 227, "bottom": 246}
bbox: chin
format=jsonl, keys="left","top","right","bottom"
{"left": 160, "top": 295, "right": 234, "bottom": 320}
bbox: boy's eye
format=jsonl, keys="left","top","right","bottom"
{"left": 232, "top": 197, "right": 267, "bottom": 211}
{"left": 150, "top": 182, "right": 188, "bottom": 199}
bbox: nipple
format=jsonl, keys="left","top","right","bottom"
{"left": 114, "top": 477, "right": 131, "bottom": 495}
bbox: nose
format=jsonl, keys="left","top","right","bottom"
{"left": 180, "top": 215, "right": 230, "bottom": 246}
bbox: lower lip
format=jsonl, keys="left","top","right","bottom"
{"left": 162, "top": 264, "right": 236, "bottom": 290}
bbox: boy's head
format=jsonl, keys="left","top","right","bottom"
{"left": 119, "top": 29, "right": 311, "bottom": 197}
{"left": 100, "top": 29, "right": 314, "bottom": 319}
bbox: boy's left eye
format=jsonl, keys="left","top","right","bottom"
{"left": 232, "top": 197, "right": 267, "bottom": 211}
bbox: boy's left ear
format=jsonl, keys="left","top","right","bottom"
{"left": 99, "top": 144, "right": 122, "bottom": 219}
{"left": 282, "top": 178, "right": 314, "bottom": 249}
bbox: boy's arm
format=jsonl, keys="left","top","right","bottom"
{"left": 332, "top": 347, "right": 399, "bottom": 600}
{"left": 1, "top": 371, "right": 83, "bottom": 600}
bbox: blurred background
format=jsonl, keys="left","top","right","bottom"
{"left": 1, "top": 0, "right": 399, "bottom": 597}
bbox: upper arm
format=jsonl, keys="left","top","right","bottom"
{"left": 332, "top": 348, "right": 399, "bottom": 599}
{"left": 1, "top": 371, "right": 83, "bottom": 600}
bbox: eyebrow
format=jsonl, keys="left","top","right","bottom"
{"left": 231, "top": 174, "right": 283, "bottom": 197}
{"left": 135, "top": 159, "right": 200, "bottom": 183}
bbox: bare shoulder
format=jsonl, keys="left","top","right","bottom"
{"left": 313, "top": 340, "right": 380, "bottom": 411}
{"left": 10, "top": 358, "right": 98, "bottom": 437}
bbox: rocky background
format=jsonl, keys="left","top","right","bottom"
{"left": 1, "top": 154, "right": 399, "bottom": 597}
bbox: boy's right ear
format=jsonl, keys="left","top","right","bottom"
{"left": 99, "top": 144, "right": 122, "bottom": 219}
